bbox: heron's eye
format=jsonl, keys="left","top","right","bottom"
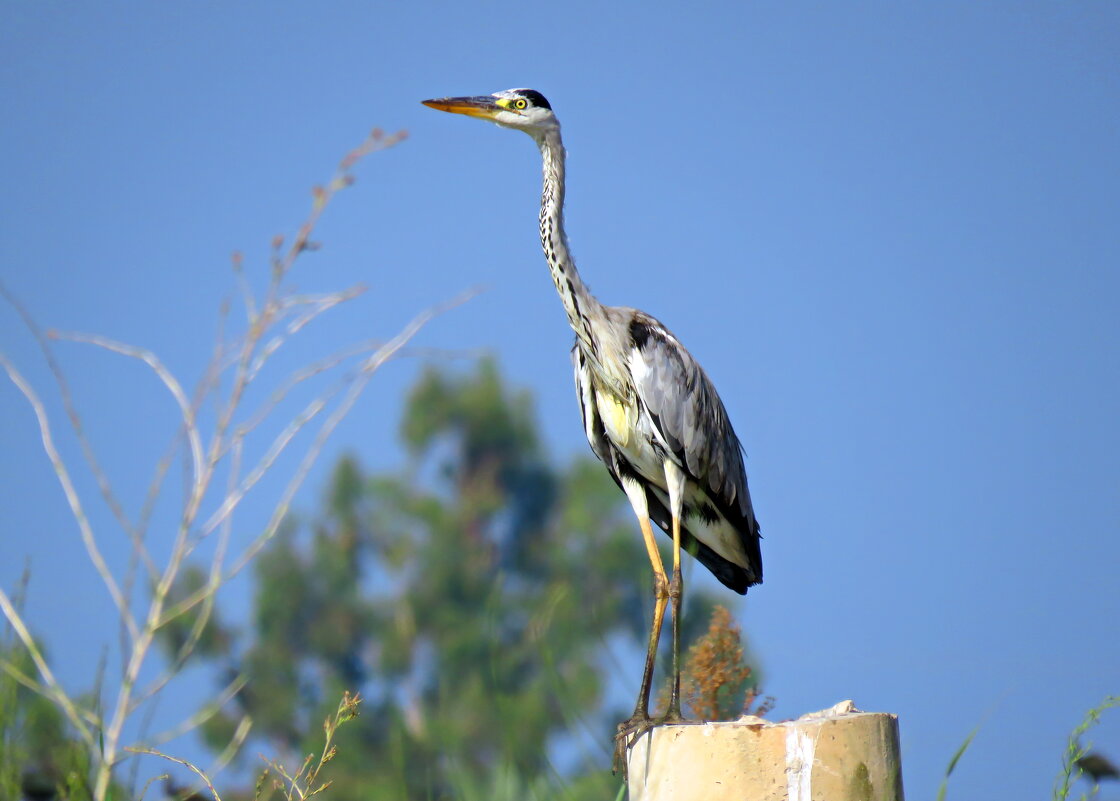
{"left": 514, "top": 98, "right": 528, "bottom": 110}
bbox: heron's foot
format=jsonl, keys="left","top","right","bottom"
{"left": 612, "top": 709, "right": 691, "bottom": 776}
{"left": 612, "top": 714, "right": 655, "bottom": 776}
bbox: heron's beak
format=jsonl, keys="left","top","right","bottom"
{"left": 421, "top": 95, "right": 504, "bottom": 120}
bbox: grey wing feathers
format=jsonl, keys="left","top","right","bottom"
{"left": 573, "top": 328, "right": 760, "bottom": 594}
{"left": 573, "top": 340, "right": 756, "bottom": 593}
{"left": 628, "top": 313, "right": 757, "bottom": 529}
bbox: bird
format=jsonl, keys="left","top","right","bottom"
{"left": 422, "top": 88, "right": 762, "bottom": 765}
{"left": 1077, "top": 752, "right": 1120, "bottom": 784}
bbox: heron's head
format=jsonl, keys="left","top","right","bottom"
{"left": 422, "top": 88, "right": 557, "bottom": 137}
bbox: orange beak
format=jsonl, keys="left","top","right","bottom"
{"left": 421, "top": 95, "right": 505, "bottom": 120}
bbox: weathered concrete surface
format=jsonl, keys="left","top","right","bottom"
{"left": 626, "top": 700, "right": 904, "bottom": 801}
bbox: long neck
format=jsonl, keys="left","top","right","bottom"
{"left": 534, "top": 127, "right": 600, "bottom": 352}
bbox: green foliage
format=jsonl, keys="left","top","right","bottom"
{"left": 935, "top": 726, "right": 978, "bottom": 801}
{"left": 1053, "top": 695, "right": 1120, "bottom": 801}
{"left": 256, "top": 691, "right": 363, "bottom": 801}
{"left": 935, "top": 696, "right": 1119, "bottom": 801}
{"left": 0, "top": 640, "right": 98, "bottom": 801}
{"left": 189, "top": 358, "right": 727, "bottom": 799}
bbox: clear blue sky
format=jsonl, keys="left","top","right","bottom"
{"left": 2, "top": 3, "right": 1118, "bottom": 798}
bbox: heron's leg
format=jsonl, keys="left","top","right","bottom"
{"left": 613, "top": 515, "right": 668, "bottom": 774}
{"left": 633, "top": 515, "right": 670, "bottom": 719}
{"left": 663, "top": 511, "right": 684, "bottom": 721}
{"left": 613, "top": 478, "right": 668, "bottom": 773}
{"left": 663, "top": 461, "right": 688, "bottom": 722}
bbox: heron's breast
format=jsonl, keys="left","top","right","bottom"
{"left": 595, "top": 390, "right": 634, "bottom": 449}
{"left": 595, "top": 389, "right": 663, "bottom": 482}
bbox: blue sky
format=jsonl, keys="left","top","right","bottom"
{"left": 2, "top": 2, "right": 1118, "bottom": 798}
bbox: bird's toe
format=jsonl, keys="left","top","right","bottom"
{"left": 612, "top": 714, "right": 657, "bottom": 777}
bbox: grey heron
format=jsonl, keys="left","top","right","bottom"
{"left": 422, "top": 88, "right": 762, "bottom": 762}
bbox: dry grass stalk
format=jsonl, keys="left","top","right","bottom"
{"left": 0, "top": 127, "right": 461, "bottom": 800}
{"left": 675, "top": 605, "right": 773, "bottom": 721}
{"left": 256, "top": 692, "right": 362, "bottom": 801}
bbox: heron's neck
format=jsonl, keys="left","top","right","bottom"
{"left": 535, "top": 128, "right": 600, "bottom": 352}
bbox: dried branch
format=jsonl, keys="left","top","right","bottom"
{"left": 0, "top": 281, "right": 160, "bottom": 587}
{"left": 125, "top": 748, "right": 223, "bottom": 801}
{"left": 142, "top": 672, "right": 248, "bottom": 746}
{"left": 2, "top": 126, "right": 437, "bottom": 801}
{"left": 162, "top": 288, "right": 477, "bottom": 624}
{"left": 0, "top": 352, "right": 139, "bottom": 642}
{"left": 47, "top": 331, "right": 205, "bottom": 489}
{"left": 247, "top": 284, "right": 368, "bottom": 383}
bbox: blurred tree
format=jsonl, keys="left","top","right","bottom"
{"left": 188, "top": 358, "right": 743, "bottom": 800}
{"left": 0, "top": 640, "right": 107, "bottom": 801}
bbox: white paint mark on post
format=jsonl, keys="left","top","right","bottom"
{"left": 785, "top": 726, "right": 815, "bottom": 801}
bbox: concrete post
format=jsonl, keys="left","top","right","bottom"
{"left": 626, "top": 700, "right": 904, "bottom": 801}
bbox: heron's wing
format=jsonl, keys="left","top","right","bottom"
{"left": 574, "top": 341, "right": 754, "bottom": 592}
{"left": 627, "top": 312, "right": 758, "bottom": 533}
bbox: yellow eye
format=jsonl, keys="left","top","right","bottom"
{"left": 514, "top": 98, "right": 528, "bottom": 110}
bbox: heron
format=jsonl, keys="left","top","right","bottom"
{"left": 422, "top": 88, "right": 762, "bottom": 763}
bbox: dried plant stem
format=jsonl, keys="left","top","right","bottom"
{"left": 95, "top": 131, "right": 408, "bottom": 801}
{"left": 146, "top": 672, "right": 248, "bottom": 746}
{"left": 262, "top": 692, "right": 361, "bottom": 801}
{"left": 210, "top": 715, "right": 253, "bottom": 783}
{"left": 1, "top": 127, "right": 442, "bottom": 801}
{"left": 137, "top": 772, "right": 170, "bottom": 801}
{"left": 132, "top": 439, "right": 241, "bottom": 715}
{"left": 0, "top": 282, "right": 160, "bottom": 588}
{"left": 49, "top": 331, "right": 205, "bottom": 486}
{"left": 248, "top": 285, "right": 368, "bottom": 382}
{"left": 125, "top": 748, "right": 223, "bottom": 801}
{"left": 162, "top": 287, "right": 478, "bottom": 624}
{"left": 0, "top": 353, "right": 139, "bottom": 641}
